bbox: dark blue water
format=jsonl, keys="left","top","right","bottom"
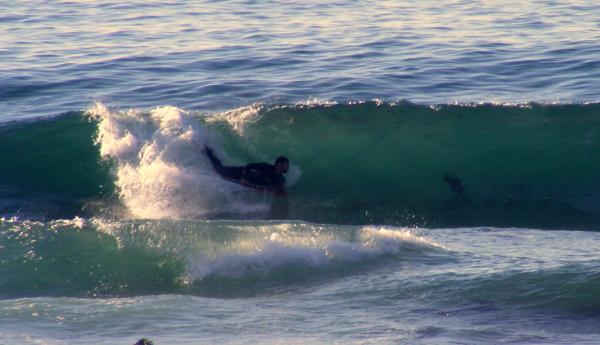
{"left": 2, "top": 0, "right": 600, "bottom": 121}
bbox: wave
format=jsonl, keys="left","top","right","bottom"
{"left": 436, "top": 264, "right": 600, "bottom": 316}
{"left": 1, "top": 101, "right": 600, "bottom": 228}
{"left": 88, "top": 102, "right": 264, "bottom": 219}
{"left": 3, "top": 216, "right": 600, "bottom": 316}
{"left": 0, "top": 217, "right": 441, "bottom": 298}
{"left": 0, "top": 217, "right": 184, "bottom": 298}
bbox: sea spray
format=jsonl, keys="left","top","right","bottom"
{"left": 88, "top": 103, "right": 271, "bottom": 219}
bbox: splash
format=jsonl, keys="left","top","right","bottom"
{"left": 94, "top": 219, "right": 443, "bottom": 282}
{"left": 204, "top": 103, "right": 264, "bottom": 135}
{"left": 87, "top": 102, "right": 269, "bottom": 219}
{"left": 186, "top": 223, "right": 442, "bottom": 281}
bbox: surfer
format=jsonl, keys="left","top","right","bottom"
{"left": 203, "top": 146, "right": 289, "bottom": 196}
{"left": 443, "top": 172, "right": 465, "bottom": 195}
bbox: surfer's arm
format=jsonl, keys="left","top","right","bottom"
{"left": 269, "top": 176, "right": 287, "bottom": 196}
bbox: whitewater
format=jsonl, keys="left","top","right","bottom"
{"left": 2, "top": 1, "right": 600, "bottom": 344}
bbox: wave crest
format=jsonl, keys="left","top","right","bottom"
{"left": 88, "top": 102, "right": 269, "bottom": 219}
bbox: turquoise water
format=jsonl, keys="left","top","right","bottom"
{"left": 3, "top": 103, "right": 600, "bottom": 228}
{"left": 2, "top": 0, "right": 600, "bottom": 344}
{"left": 3, "top": 219, "right": 600, "bottom": 344}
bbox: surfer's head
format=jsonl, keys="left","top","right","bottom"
{"left": 275, "top": 156, "right": 289, "bottom": 174}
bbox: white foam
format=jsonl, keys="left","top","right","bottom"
{"left": 188, "top": 225, "right": 441, "bottom": 280}
{"left": 50, "top": 217, "right": 86, "bottom": 230}
{"left": 294, "top": 97, "right": 338, "bottom": 108}
{"left": 87, "top": 102, "right": 269, "bottom": 219}
{"left": 90, "top": 219, "right": 443, "bottom": 283}
{"left": 204, "top": 103, "right": 264, "bottom": 135}
{"left": 359, "top": 226, "right": 445, "bottom": 251}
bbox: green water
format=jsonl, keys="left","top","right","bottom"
{"left": 2, "top": 103, "right": 600, "bottom": 228}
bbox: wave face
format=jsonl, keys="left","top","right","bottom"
{"left": 3, "top": 218, "right": 600, "bottom": 318}
{"left": 0, "top": 218, "right": 184, "bottom": 298}
{"left": 240, "top": 102, "right": 600, "bottom": 229}
{"left": 0, "top": 217, "right": 440, "bottom": 298}
{"left": 211, "top": 101, "right": 600, "bottom": 229}
{"left": 2, "top": 102, "right": 600, "bottom": 229}
{"left": 0, "top": 114, "right": 114, "bottom": 220}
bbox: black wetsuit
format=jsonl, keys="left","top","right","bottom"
{"left": 206, "top": 149, "right": 285, "bottom": 188}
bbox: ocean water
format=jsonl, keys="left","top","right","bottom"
{"left": 2, "top": 1, "right": 600, "bottom": 344}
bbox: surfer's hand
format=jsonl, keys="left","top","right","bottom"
{"left": 274, "top": 186, "right": 288, "bottom": 197}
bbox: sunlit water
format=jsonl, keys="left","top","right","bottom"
{"left": 2, "top": 1, "right": 600, "bottom": 344}
{"left": 2, "top": 0, "right": 600, "bottom": 120}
